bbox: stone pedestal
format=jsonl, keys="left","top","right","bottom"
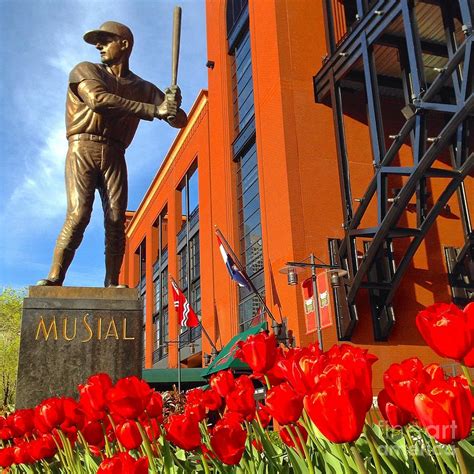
{"left": 15, "top": 287, "right": 143, "bottom": 409}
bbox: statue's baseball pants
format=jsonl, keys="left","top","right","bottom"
{"left": 48, "top": 138, "right": 127, "bottom": 284}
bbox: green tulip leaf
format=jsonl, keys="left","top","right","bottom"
{"left": 286, "top": 446, "right": 309, "bottom": 474}
{"left": 321, "top": 449, "right": 348, "bottom": 474}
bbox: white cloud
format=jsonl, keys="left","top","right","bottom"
{"left": 9, "top": 124, "right": 67, "bottom": 220}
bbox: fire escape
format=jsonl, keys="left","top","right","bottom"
{"left": 314, "top": 0, "right": 473, "bottom": 340}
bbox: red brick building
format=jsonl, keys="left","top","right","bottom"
{"left": 120, "top": 0, "right": 473, "bottom": 390}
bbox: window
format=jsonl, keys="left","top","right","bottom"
{"left": 231, "top": 30, "right": 255, "bottom": 133}
{"left": 177, "top": 164, "right": 202, "bottom": 348}
{"left": 152, "top": 208, "right": 169, "bottom": 364}
{"left": 228, "top": 0, "right": 264, "bottom": 332}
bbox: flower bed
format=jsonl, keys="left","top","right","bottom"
{"left": 0, "top": 302, "right": 473, "bottom": 473}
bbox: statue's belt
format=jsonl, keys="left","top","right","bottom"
{"left": 68, "top": 133, "right": 126, "bottom": 152}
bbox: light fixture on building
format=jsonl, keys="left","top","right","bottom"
{"left": 278, "top": 265, "right": 303, "bottom": 285}
{"left": 328, "top": 269, "right": 348, "bottom": 288}
{"left": 279, "top": 255, "right": 347, "bottom": 351}
{"left": 206, "top": 60, "right": 215, "bottom": 69}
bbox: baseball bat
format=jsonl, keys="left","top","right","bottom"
{"left": 168, "top": 5, "right": 182, "bottom": 121}
{"left": 171, "top": 6, "right": 182, "bottom": 87}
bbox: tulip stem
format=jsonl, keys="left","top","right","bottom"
{"left": 286, "top": 426, "right": 305, "bottom": 458}
{"left": 350, "top": 443, "right": 369, "bottom": 474}
{"left": 301, "top": 411, "right": 325, "bottom": 452}
{"left": 107, "top": 414, "right": 126, "bottom": 453}
{"left": 200, "top": 453, "right": 211, "bottom": 474}
{"left": 364, "top": 426, "right": 383, "bottom": 474}
{"left": 245, "top": 421, "right": 259, "bottom": 471}
{"left": 403, "top": 427, "right": 425, "bottom": 474}
{"left": 335, "top": 443, "right": 352, "bottom": 473}
{"left": 453, "top": 443, "right": 468, "bottom": 474}
{"left": 100, "top": 421, "right": 113, "bottom": 457}
{"left": 137, "top": 422, "right": 158, "bottom": 474}
{"left": 428, "top": 436, "right": 447, "bottom": 474}
{"left": 460, "top": 364, "right": 473, "bottom": 387}
{"left": 295, "top": 425, "right": 315, "bottom": 474}
{"left": 264, "top": 375, "right": 271, "bottom": 390}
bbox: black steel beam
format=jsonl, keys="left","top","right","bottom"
{"left": 378, "top": 33, "right": 448, "bottom": 58}
{"left": 314, "top": 0, "right": 402, "bottom": 102}
{"left": 386, "top": 152, "right": 474, "bottom": 304}
{"left": 321, "top": 0, "right": 336, "bottom": 57}
{"left": 339, "top": 35, "right": 471, "bottom": 257}
{"left": 347, "top": 93, "right": 474, "bottom": 303}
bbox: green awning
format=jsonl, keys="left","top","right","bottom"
{"left": 202, "top": 322, "right": 268, "bottom": 376}
{"left": 143, "top": 368, "right": 207, "bottom": 384}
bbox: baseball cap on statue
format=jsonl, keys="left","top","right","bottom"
{"left": 83, "top": 21, "right": 134, "bottom": 47}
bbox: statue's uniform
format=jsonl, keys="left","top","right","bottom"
{"left": 48, "top": 61, "right": 165, "bottom": 286}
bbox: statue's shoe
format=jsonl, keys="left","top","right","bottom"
{"left": 36, "top": 279, "right": 62, "bottom": 286}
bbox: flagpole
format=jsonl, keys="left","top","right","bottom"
{"left": 215, "top": 227, "right": 280, "bottom": 323}
{"left": 199, "top": 323, "right": 219, "bottom": 354}
{"left": 177, "top": 342, "right": 181, "bottom": 393}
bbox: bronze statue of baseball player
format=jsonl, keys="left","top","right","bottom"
{"left": 37, "top": 21, "right": 187, "bottom": 287}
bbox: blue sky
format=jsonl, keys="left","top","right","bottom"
{"left": 0, "top": 0, "right": 207, "bottom": 289}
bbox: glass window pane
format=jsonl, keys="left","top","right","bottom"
{"left": 189, "top": 168, "right": 199, "bottom": 215}
{"left": 241, "top": 179, "right": 259, "bottom": 208}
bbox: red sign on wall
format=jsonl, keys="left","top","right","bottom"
{"left": 301, "top": 277, "right": 316, "bottom": 334}
{"left": 301, "top": 273, "right": 334, "bottom": 335}
{"left": 317, "top": 271, "right": 333, "bottom": 330}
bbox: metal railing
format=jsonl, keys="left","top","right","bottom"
{"left": 152, "top": 345, "right": 168, "bottom": 364}
{"left": 179, "top": 326, "right": 202, "bottom": 348}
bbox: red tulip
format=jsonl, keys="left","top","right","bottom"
{"left": 79, "top": 373, "right": 113, "bottom": 421}
{"left": 34, "top": 397, "right": 65, "bottom": 433}
{"left": 256, "top": 403, "right": 271, "bottom": 428}
{"left": 81, "top": 420, "right": 105, "bottom": 447}
{"left": 225, "top": 375, "right": 256, "bottom": 421}
{"left": 0, "top": 447, "right": 14, "bottom": 469}
{"left": 210, "top": 415, "right": 247, "bottom": 465}
{"left": 383, "top": 358, "right": 444, "bottom": 415}
{"left": 377, "top": 389, "right": 412, "bottom": 428}
{"left": 142, "top": 417, "right": 161, "bottom": 442}
{"left": 34, "top": 396, "right": 85, "bottom": 435}
{"left": 145, "top": 391, "right": 163, "bottom": 422}
{"left": 210, "top": 370, "right": 235, "bottom": 397}
{"left": 185, "top": 388, "right": 208, "bottom": 421}
{"left": 265, "top": 383, "right": 303, "bottom": 425}
{"left": 273, "top": 345, "right": 323, "bottom": 395}
{"left": 115, "top": 420, "right": 142, "bottom": 450}
{"left": 0, "top": 426, "right": 14, "bottom": 441}
{"left": 222, "top": 411, "right": 245, "bottom": 425}
{"left": 185, "top": 402, "right": 207, "bottom": 422}
{"left": 461, "top": 303, "right": 474, "bottom": 367}
{"left": 204, "top": 389, "right": 223, "bottom": 411}
{"left": 416, "top": 303, "right": 474, "bottom": 362}
{"left": 97, "top": 452, "right": 148, "bottom": 474}
{"left": 106, "top": 376, "right": 153, "bottom": 419}
{"left": 165, "top": 413, "right": 201, "bottom": 451}
{"left": 304, "top": 381, "right": 366, "bottom": 443}
{"left": 323, "top": 344, "right": 378, "bottom": 411}
{"left": 459, "top": 376, "right": 474, "bottom": 413}
{"left": 280, "top": 423, "right": 308, "bottom": 453}
{"left": 6, "top": 409, "right": 35, "bottom": 437}
{"left": 13, "top": 440, "right": 35, "bottom": 465}
{"left": 62, "top": 397, "right": 85, "bottom": 434}
{"left": 29, "top": 434, "right": 57, "bottom": 461}
{"left": 414, "top": 376, "right": 472, "bottom": 444}
{"left": 235, "top": 331, "right": 278, "bottom": 374}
